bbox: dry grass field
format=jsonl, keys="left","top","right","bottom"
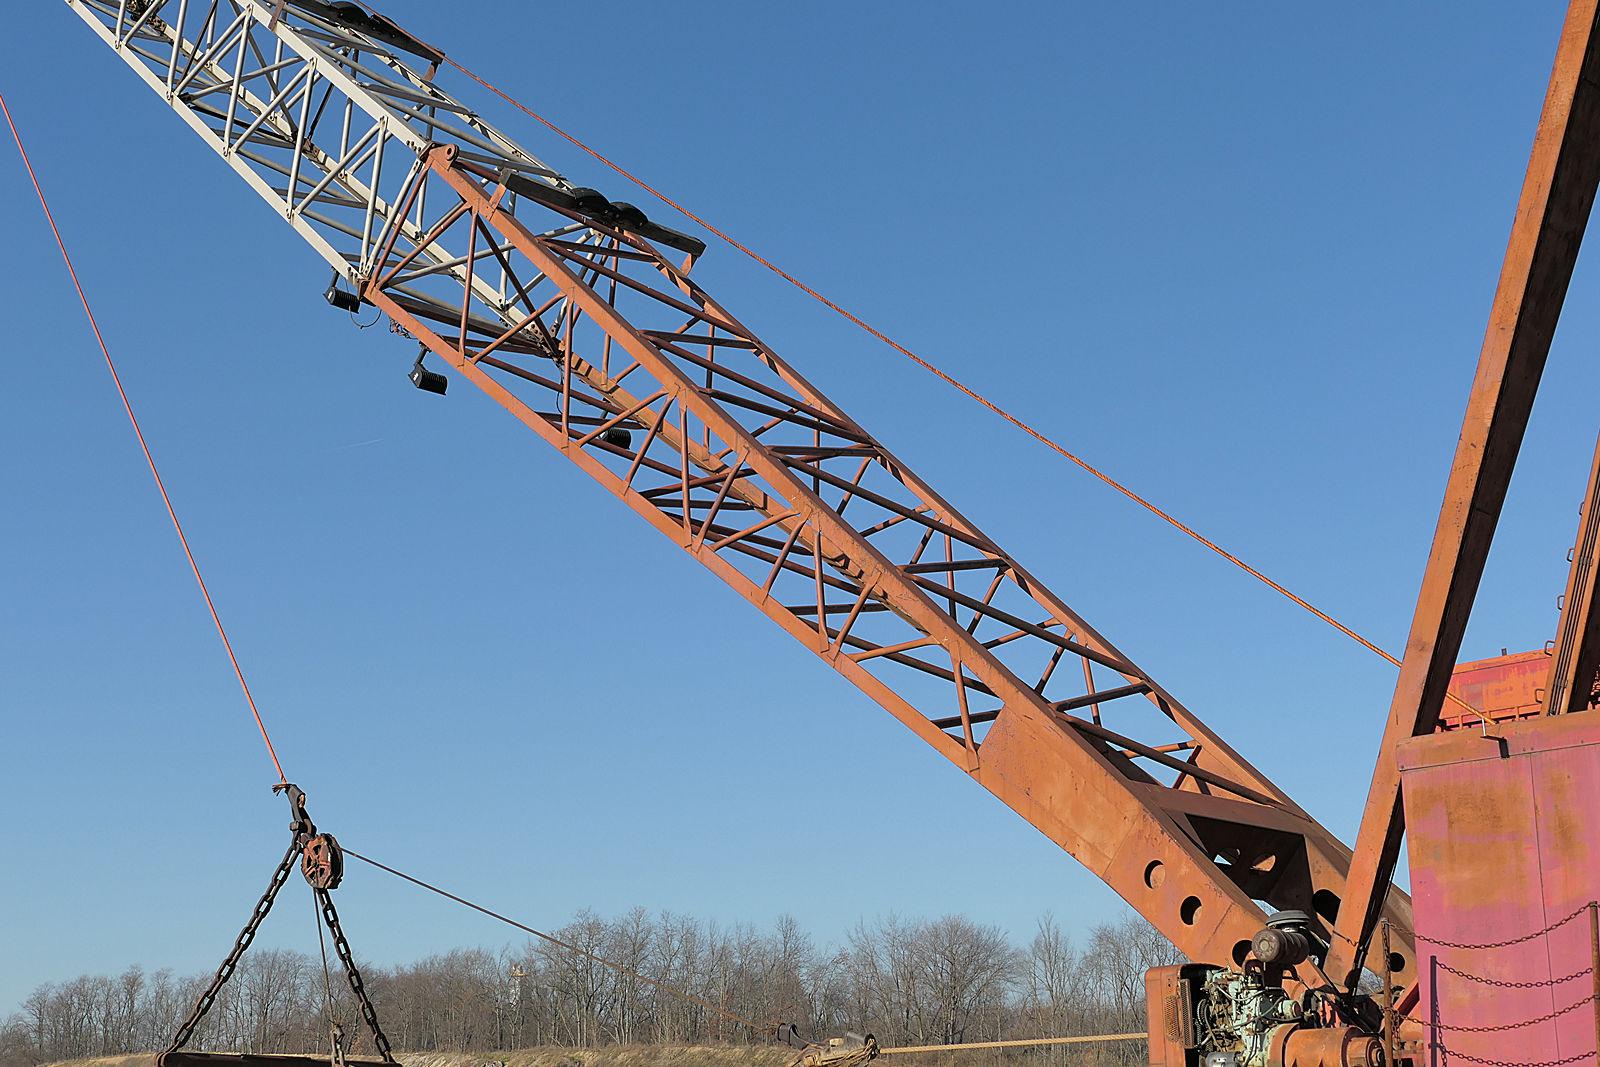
{"left": 40, "top": 1045, "right": 1140, "bottom": 1067}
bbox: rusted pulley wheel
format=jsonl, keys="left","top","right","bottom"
{"left": 301, "top": 832, "right": 344, "bottom": 890}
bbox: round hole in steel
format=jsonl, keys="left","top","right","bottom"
{"left": 1144, "top": 860, "right": 1166, "bottom": 889}
{"left": 1180, "top": 896, "right": 1202, "bottom": 925}
{"left": 1312, "top": 888, "right": 1341, "bottom": 924}
{"left": 1389, "top": 952, "right": 1406, "bottom": 975}
{"left": 1232, "top": 939, "right": 1252, "bottom": 967}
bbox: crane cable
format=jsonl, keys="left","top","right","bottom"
{"left": 1, "top": 90, "right": 289, "bottom": 784}
{"left": 342, "top": 10, "right": 1472, "bottom": 707}
{"left": 342, "top": 846, "right": 772, "bottom": 1033}
{"left": 341, "top": 845, "right": 1148, "bottom": 1057}
{"left": 4, "top": 68, "right": 1253, "bottom": 1059}
{"left": 0, "top": 64, "right": 1410, "bottom": 1059}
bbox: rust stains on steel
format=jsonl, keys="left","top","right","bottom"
{"left": 1398, "top": 716, "right": 1600, "bottom": 1065}
{"left": 357, "top": 138, "right": 1417, "bottom": 990}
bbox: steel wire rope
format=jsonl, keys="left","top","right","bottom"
{"left": 1, "top": 90, "right": 288, "bottom": 783}
{"left": 341, "top": 846, "right": 770, "bottom": 1033}
{"left": 344, "top": 845, "right": 1149, "bottom": 1059}
{"left": 6, "top": 85, "right": 1193, "bottom": 1065}
{"left": 350, "top": 3, "right": 1480, "bottom": 715}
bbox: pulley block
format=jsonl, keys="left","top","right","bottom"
{"left": 301, "top": 832, "right": 344, "bottom": 890}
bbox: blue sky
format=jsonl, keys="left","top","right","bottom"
{"left": 3, "top": 1, "right": 1597, "bottom": 1017}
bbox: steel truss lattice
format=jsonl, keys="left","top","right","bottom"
{"left": 67, "top": 0, "right": 1415, "bottom": 997}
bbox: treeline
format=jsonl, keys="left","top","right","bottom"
{"left": 1, "top": 910, "right": 1180, "bottom": 1067}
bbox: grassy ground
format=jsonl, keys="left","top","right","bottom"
{"left": 405, "top": 1048, "right": 794, "bottom": 1067}
{"left": 41, "top": 1045, "right": 1139, "bottom": 1067}
{"left": 40, "top": 1049, "right": 792, "bottom": 1067}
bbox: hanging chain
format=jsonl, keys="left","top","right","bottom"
{"left": 166, "top": 839, "right": 301, "bottom": 1054}
{"left": 1416, "top": 902, "right": 1593, "bottom": 950}
{"left": 312, "top": 891, "right": 348, "bottom": 1067}
{"left": 1436, "top": 959, "right": 1594, "bottom": 989}
{"left": 164, "top": 785, "right": 391, "bottom": 1063}
{"left": 1422, "top": 991, "right": 1600, "bottom": 1033}
{"left": 1427, "top": 1047, "right": 1596, "bottom": 1067}
{"left": 315, "top": 886, "right": 395, "bottom": 1063}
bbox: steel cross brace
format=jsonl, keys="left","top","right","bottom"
{"left": 68, "top": 0, "right": 1420, "bottom": 996}
{"left": 359, "top": 144, "right": 1415, "bottom": 988}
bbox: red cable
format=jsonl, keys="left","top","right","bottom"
{"left": 350, "top": 4, "right": 1469, "bottom": 703}
{"left": 443, "top": 53, "right": 1481, "bottom": 715}
{"left": 2, "top": 91, "right": 288, "bottom": 784}
{"left": 429, "top": 52, "right": 1422, "bottom": 670}
{"left": 41, "top": 3, "right": 1482, "bottom": 716}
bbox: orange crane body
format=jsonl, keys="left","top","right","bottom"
{"left": 53, "top": 0, "right": 1600, "bottom": 1064}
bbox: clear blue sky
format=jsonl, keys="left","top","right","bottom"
{"left": 4, "top": 1, "right": 1597, "bottom": 1017}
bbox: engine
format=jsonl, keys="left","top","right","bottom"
{"left": 1146, "top": 913, "right": 1386, "bottom": 1067}
{"left": 1195, "top": 967, "right": 1306, "bottom": 1065}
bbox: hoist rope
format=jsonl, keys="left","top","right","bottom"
{"left": 459, "top": 53, "right": 1408, "bottom": 670}
{"left": 341, "top": 846, "right": 769, "bottom": 1033}
{"left": 344, "top": 845, "right": 1147, "bottom": 1058}
{"left": 341, "top": 7, "right": 1476, "bottom": 709}
{"left": 879, "top": 1034, "right": 1147, "bottom": 1054}
{"left": 1, "top": 90, "right": 289, "bottom": 784}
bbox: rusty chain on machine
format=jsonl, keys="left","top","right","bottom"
{"left": 1415, "top": 902, "right": 1593, "bottom": 950}
{"left": 1429, "top": 1048, "right": 1596, "bottom": 1067}
{"left": 166, "top": 786, "right": 393, "bottom": 1062}
{"left": 1435, "top": 959, "right": 1594, "bottom": 989}
{"left": 1421, "top": 990, "right": 1600, "bottom": 1033}
{"left": 314, "top": 886, "right": 395, "bottom": 1063}
{"left": 166, "top": 839, "right": 302, "bottom": 1054}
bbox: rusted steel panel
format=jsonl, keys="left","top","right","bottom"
{"left": 1441, "top": 649, "right": 1549, "bottom": 729}
{"left": 1399, "top": 713, "right": 1600, "bottom": 1065}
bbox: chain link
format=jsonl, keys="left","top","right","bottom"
{"left": 315, "top": 887, "right": 395, "bottom": 1063}
{"left": 1429, "top": 1047, "right": 1596, "bottom": 1067}
{"left": 1421, "top": 991, "right": 1600, "bottom": 1033}
{"left": 166, "top": 787, "right": 391, "bottom": 1064}
{"left": 1436, "top": 960, "right": 1594, "bottom": 989}
{"left": 1427, "top": 1043, "right": 1587, "bottom": 1067}
{"left": 166, "top": 840, "right": 301, "bottom": 1054}
{"left": 312, "top": 889, "right": 348, "bottom": 1067}
{"left": 1417, "top": 902, "right": 1593, "bottom": 951}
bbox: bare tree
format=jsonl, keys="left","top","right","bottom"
{"left": 2, "top": 907, "right": 1178, "bottom": 1066}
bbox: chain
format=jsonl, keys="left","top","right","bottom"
{"left": 1428, "top": 1047, "right": 1596, "bottom": 1067}
{"left": 315, "top": 887, "right": 395, "bottom": 1063}
{"left": 165, "top": 840, "right": 301, "bottom": 1053}
{"left": 167, "top": 786, "right": 388, "bottom": 1063}
{"left": 1436, "top": 960, "right": 1594, "bottom": 989}
{"left": 1421, "top": 990, "right": 1600, "bottom": 1033}
{"left": 1417, "top": 902, "right": 1593, "bottom": 950}
{"left": 312, "top": 891, "right": 347, "bottom": 1067}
